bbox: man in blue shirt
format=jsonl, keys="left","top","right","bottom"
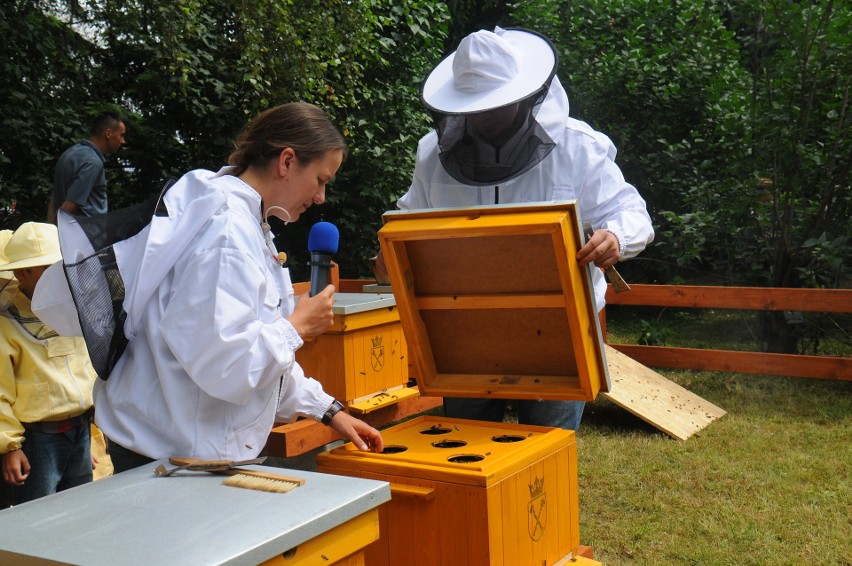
{"left": 49, "top": 111, "right": 126, "bottom": 221}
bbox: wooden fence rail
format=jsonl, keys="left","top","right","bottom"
{"left": 604, "top": 284, "right": 851, "bottom": 381}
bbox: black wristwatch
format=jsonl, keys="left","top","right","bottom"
{"left": 321, "top": 399, "right": 345, "bottom": 426}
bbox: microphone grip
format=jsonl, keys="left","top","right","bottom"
{"left": 309, "top": 251, "right": 334, "bottom": 296}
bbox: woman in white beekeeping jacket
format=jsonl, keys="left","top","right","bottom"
{"left": 89, "top": 103, "right": 383, "bottom": 472}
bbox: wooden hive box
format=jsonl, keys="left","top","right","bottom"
{"left": 316, "top": 415, "right": 579, "bottom": 566}
{"left": 377, "top": 202, "right": 609, "bottom": 401}
{"left": 296, "top": 293, "right": 415, "bottom": 414}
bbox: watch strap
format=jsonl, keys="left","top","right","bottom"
{"left": 321, "top": 399, "right": 345, "bottom": 426}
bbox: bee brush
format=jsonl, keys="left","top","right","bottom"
{"left": 220, "top": 468, "right": 306, "bottom": 493}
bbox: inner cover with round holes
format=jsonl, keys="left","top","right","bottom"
{"left": 316, "top": 415, "right": 574, "bottom": 487}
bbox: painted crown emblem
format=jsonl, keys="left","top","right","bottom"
{"left": 529, "top": 476, "right": 544, "bottom": 498}
{"left": 371, "top": 335, "right": 383, "bottom": 348}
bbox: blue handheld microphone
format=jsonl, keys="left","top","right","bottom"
{"left": 308, "top": 222, "right": 339, "bottom": 296}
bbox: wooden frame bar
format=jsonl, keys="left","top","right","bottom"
{"left": 606, "top": 284, "right": 852, "bottom": 312}
{"left": 605, "top": 284, "right": 851, "bottom": 380}
{"left": 609, "top": 345, "right": 850, "bottom": 380}
{"left": 267, "top": 394, "right": 442, "bottom": 458}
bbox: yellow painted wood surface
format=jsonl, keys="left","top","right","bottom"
{"left": 317, "top": 416, "right": 579, "bottom": 566}
{"left": 91, "top": 424, "right": 113, "bottom": 480}
{"left": 258, "top": 508, "right": 379, "bottom": 566}
{"left": 348, "top": 385, "right": 420, "bottom": 415}
{"left": 554, "top": 555, "right": 603, "bottom": 566}
{"left": 296, "top": 309, "right": 409, "bottom": 405}
{"left": 334, "top": 554, "right": 366, "bottom": 566}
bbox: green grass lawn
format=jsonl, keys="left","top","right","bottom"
{"left": 578, "top": 309, "right": 851, "bottom": 565}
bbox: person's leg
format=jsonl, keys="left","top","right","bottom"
{"left": 517, "top": 400, "right": 585, "bottom": 431}
{"left": 443, "top": 397, "right": 507, "bottom": 423}
{"left": 107, "top": 439, "right": 155, "bottom": 474}
{"left": 57, "top": 424, "right": 93, "bottom": 492}
{"left": 13, "top": 429, "right": 64, "bottom": 504}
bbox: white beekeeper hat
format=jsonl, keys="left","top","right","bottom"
{"left": 422, "top": 27, "right": 557, "bottom": 115}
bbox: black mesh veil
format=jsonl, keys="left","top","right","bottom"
{"left": 0, "top": 303, "right": 58, "bottom": 341}
{"left": 60, "top": 181, "right": 173, "bottom": 380}
{"left": 433, "top": 84, "right": 556, "bottom": 186}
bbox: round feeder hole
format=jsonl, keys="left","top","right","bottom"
{"left": 447, "top": 454, "right": 485, "bottom": 464}
{"left": 432, "top": 439, "right": 467, "bottom": 449}
{"left": 381, "top": 445, "right": 408, "bottom": 454}
{"left": 420, "top": 425, "right": 452, "bottom": 435}
{"left": 491, "top": 435, "right": 526, "bottom": 443}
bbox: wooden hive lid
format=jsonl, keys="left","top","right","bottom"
{"left": 378, "top": 202, "right": 609, "bottom": 401}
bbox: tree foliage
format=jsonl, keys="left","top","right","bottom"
{"left": 509, "top": 0, "right": 849, "bottom": 293}
{"left": 0, "top": 0, "right": 848, "bottom": 299}
{"left": 0, "top": 1, "right": 110, "bottom": 221}
{"left": 287, "top": 1, "right": 451, "bottom": 280}
{"left": 726, "top": 0, "right": 851, "bottom": 290}
{"left": 510, "top": 0, "right": 751, "bottom": 281}
{"left": 0, "top": 0, "right": 449, "bottom": 278}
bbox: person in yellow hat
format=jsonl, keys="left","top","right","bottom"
{"left": 0, "top": 222, "right": 98, "bottom": 504}
{"left": 0, "top": 230, "right": 16, "bottom": 311}
{"left": 0, "top": 229, "right": 15, "bottom": 508}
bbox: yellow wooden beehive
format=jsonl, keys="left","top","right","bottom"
{"left": 296, "top": 293, "right": 416, "bottom": 413}
{"left": 377, "top": 202, "right": 609, "bottom": 401}
{"left": 316, "top": 415, "right": 579, "bottom": 566}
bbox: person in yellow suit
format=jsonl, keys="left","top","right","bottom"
{"left": 0, "top": 223, "right": 98, "bottom": 503}
{"left": 0, "top": 229, "right": 15, "bottom": 508}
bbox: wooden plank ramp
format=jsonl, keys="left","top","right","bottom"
{"left": 600, "top": 345, "right": 726, "bottom": 440}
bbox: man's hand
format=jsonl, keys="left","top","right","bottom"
{"left": 371, "top": 251, "right": 391, "bottom": 285}
{"left": 328, "top": 411, "right": 384, "bottom": 453}
{"left": 2, "top": 449, "right": 30, "bottom": 486}
{"left": 576, "top": 229, "right": 621, "bottom": 269}
{"left": 288, "top": 284, "right": 335, "bottom": 339}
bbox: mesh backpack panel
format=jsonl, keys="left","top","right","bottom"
{"left": 60, "top": 182, "right": 172, "bottom": 380}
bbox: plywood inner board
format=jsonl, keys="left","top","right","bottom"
{"left": 427, "top": 374, "right": 588, "bottom": 400}
{"left": 601, "top": 345, "right": 726, "bottom": 440}
{"left": 420, "top": 308, "right": 577, "bottom": 376}
{"left": 406, "top": 233, "right": 562, "bottom": 296}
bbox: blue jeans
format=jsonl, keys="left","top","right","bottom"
{"left": 443, "top": 398, "right": 585, "bottom": 431}
{"left": 14, "top": 424, "right": 92, "bottom": 504}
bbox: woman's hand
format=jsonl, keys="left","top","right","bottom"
{"left": 288, "top": 284, "right": 335, "bottom": 339}
{"left": 576, "top": 229, "right": 621, "bottom": 269}
{"left": 329, "top": 412, "right": 384, "bottom": 453}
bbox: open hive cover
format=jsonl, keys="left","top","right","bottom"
{"left": 378, "top": 202, "right": 609, "bottom": 401}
